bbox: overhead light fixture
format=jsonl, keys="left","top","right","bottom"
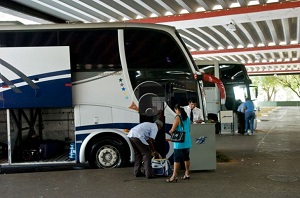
{"left": 257, "top": 43, "right": 265, "bottom": 47}
{"left": 180, "top": 9, "right": 189, "bottom": 14}
{"left": 165, "top": 11, "right": 173, "bottom": 16}
{"left": 254, "top": 54, "right": 261, "bottom": 60}
{"left": 150, "top": 13, "right": 158, "bottom": 17}
{"left": 226, "top": 22, "right": 236, "bottom": 32}
{"left": 230, "top": 3, "right": 240, "bottom": 8}
{"left": 212, "top": 5, "right": 223, "bottom": 10}
{"left": 196, "top": 7, "right": 206, "bottom": 12}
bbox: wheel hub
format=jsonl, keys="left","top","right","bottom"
{"left": 98, "top": 146, "right": 118, "bottom": 167}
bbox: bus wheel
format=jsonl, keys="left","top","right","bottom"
{"left": 89, "top": 139, "right": 124, "bottom": 169}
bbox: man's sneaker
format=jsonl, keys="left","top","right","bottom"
{"left": 247, "top": 133, "right": 252, "bottom": 136}
{"left": 244, "top": 133, "right": 248, "bottom": 136}
{"left": 135, "top": 172, "right": 145, "bottom": 177}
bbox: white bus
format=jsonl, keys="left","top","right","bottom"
{"left": 196, "top": 60, "right": 258, "bottom": 133}
{"left": 0, "top": 23, "right": 223, "bottom": 169}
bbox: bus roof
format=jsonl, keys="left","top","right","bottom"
{"left": 0, "top": 22, "right": 176, "bottom": 32}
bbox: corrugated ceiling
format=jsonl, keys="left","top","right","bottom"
{"left": 1, "top": 0, "right": 299, "bottom": 76}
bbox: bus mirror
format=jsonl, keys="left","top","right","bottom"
{"left": 193, "top": 73, "right": 203, "bottom": 80}
{"left": 203, "top": 74, "right": 226, "bottom": 100}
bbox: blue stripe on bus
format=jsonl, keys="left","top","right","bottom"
{"left": 5, "top": 70, "right": 71, "bottom": 85}
{"left": 75, "top": 122, "right": 173, "bottom": 132}
{"left": 0, "top": 78, "right": 72, "bottom": 108}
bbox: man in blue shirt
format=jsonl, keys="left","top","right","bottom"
{"left": 243, "top": 97, "right": 255, "bottom": 135}
{"left": 127, "top": 120, "right": 163, "bottom": 179}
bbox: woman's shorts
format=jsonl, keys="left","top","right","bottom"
{"left": 173, "top": 148, "right": 190, "bottom": 162}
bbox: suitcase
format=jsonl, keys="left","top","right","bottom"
{"left": 39, "top": 140, "right": 65, "bottom": 159}
{"left": 22, "top": 149, "right": 40, "bottom": 161}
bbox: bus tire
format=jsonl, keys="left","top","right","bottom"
{"left": 88, "top": 138, "right": 125, "bottom": 169}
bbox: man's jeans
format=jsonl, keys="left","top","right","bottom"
{"left": 245, "top": 111, "right": 255, "bottom": 134}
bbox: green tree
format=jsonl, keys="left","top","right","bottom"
{"left": 250, "top": 76, "right": 281, "bottom": 101}
{"left": 276, "top": 75, "right": 300, "bottom": 98}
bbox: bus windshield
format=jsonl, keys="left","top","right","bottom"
{"left": 125, "top": 29, "right": 192, "bottom": 87}
{"left": 125, "top": 28, "right": 198, "bottom": 110}
{"left": 198, "top": 62, "right": 251, "bottom": 85}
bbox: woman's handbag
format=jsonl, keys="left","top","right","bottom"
{"left": 151, "top": 154, "right": 173, "bottom": 176}
{"left": 170, "top": 116, "right": 186, "bottom": 142}
{"left": 170, "top": 130, "right": 185, "bottom": 142}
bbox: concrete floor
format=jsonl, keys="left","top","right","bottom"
{"left": 0, "top": 106, "right": 299, "bottom": 198}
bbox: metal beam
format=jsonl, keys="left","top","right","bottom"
{"left": 191, "top": 44, "right": 300, "bottom": 56}
{"left": 0, "top": 0, "right": 65, "bottom": 23}
{"left": 129, "top": 1, "right": 300, "bottom": 25}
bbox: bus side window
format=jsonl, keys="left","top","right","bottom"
{"left": 58, "top": 30, "right": 121, "bottom": 72}
{"left": 0, "top": 31, "right": 57, "bottom": 47}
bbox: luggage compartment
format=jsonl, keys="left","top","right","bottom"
{"left": 0, "top": 108, "right": 75, "bottom": 165}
